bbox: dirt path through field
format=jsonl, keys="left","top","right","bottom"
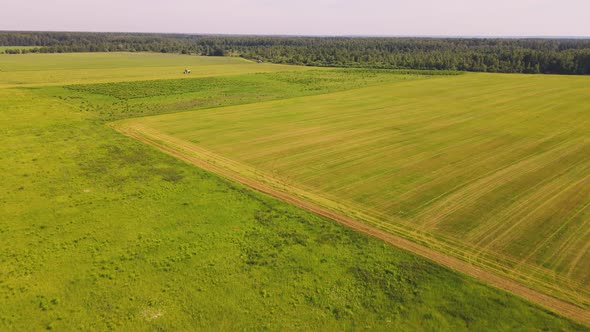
{"left": 113, "top": 122, "right": 590, "bottom": 326}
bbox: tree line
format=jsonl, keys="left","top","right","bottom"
{"left": 1, "top": 31, "right": 589, "bottom": 74}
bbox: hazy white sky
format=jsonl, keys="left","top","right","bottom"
{"left": 1, "top": 0, "right": 588, "bottom": 37}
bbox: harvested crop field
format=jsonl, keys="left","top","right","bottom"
{"left": 116, "top": 72, "right": 590, "bottom": 311}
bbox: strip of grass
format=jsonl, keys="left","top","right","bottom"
{"left": 62, "top": 69, "right": 440, "bottom": 121}
{"left": 66, "top": 68, "right": 459, "bottom": 100}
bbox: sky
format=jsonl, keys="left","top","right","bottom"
{"left": 1, "top": 0, "right": 589, "bottom": 37}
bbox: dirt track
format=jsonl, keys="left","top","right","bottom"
{"left": 114, "top": 123, "right": 590, "bottom": 326}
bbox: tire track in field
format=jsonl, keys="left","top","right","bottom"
{"left": 112, "top": 121, "right": 590, "bottom": 327}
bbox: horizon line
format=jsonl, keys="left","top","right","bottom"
{"left": 1, "top": 29, "right": 590, "bottom": 40}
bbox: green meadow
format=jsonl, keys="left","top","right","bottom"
{"left": 0, "top": 53, "right": 587, "bottom": 330}
{"left": 0, "top": 52, "right": 313, "bottom": 88}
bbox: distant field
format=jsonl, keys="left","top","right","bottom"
{"left": 66, "top": 68, "right": 446, "bottom": 120}
{"left": 1, "top": 52, "right": 588, "bottom": 329}
{"left": 0, "top": 52, "right": 313, "bottom": 87}
{"left": 119, "top": 72, "right": 590, "bottom": 309}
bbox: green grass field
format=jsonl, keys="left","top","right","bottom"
{"left": 0, "top": 52, "right": 314, "bottom": 88}
{"left": 1, "top": 53, "right": 588, "bottom": 330}
{"left": 118, "top": 72, "right": 590, "bottom": 309}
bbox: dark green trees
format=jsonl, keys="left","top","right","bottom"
{"left": 1, "top": 32, "right": 589, "bottom": 74}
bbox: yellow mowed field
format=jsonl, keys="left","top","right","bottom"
{"left": 117, "top": 72, "right": 590, "bottom": 308}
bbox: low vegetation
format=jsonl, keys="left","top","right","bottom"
{"left": 66, "top": 68, "right": 457, "bottom": 120}
{"left": 68, "top": 68, "right": 458, "bottom": 100}
{"left": 121, "top": 72, "right": 590, "bottom": 310}
{"left": 0, "top": 46, "right": 41, "bottom": 54}
{"left": 0, "top": 52, "right": 587, "bottom": 330}
{"left": 0, "top": 52, "right": 312, "bottom": 88}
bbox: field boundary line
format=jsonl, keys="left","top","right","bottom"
{"left": 113, "top": 121, "right": 590, "bottom": 306}
{"left": 111, "top": 121, "right": 590, "bottom": 327}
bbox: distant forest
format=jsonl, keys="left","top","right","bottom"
{"left": 1, "top": 31, "right": 590, "bottom": 74}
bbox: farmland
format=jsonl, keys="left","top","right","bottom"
{"left": 115, "top": 72, "right": 590, "bottom": 311}
{"left": 0, "top": 52, "right": 588, "bottom": 330}
{"left": 0, "top": 52, "right": 314, "bottom": 88}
